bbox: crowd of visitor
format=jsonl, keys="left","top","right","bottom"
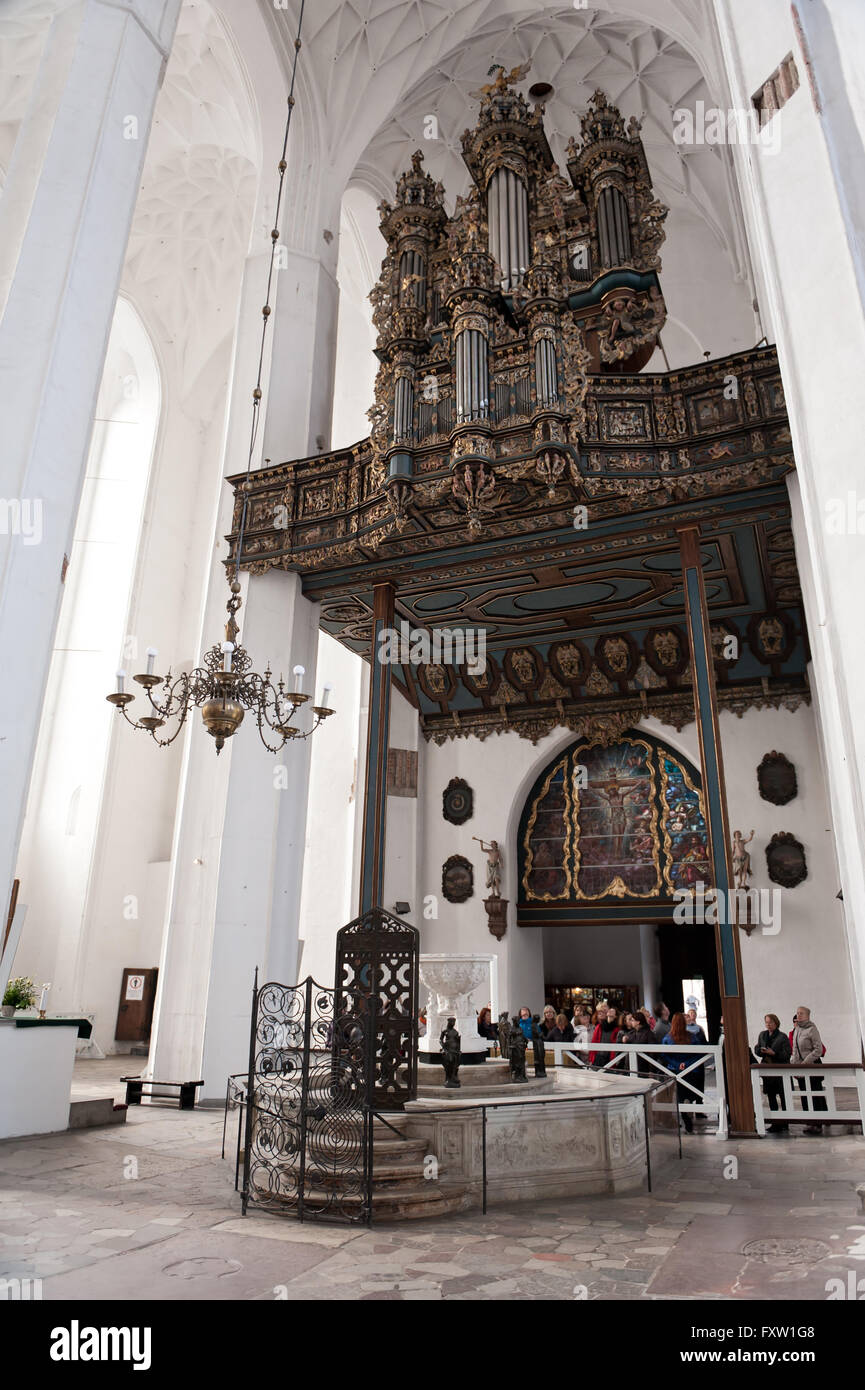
{"left": 417, "top": 996, "right": 829, "bottom": 1137}
{"left": 470, "top": 998, "right": 829, "bottom": 1135}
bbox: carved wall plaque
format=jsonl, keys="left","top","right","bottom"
{"left": 442, "top": 855, "right": 474, "bottom": 903}
{"left": 443, "top": 777, "right": 473, "bottom": 825}
{"left": 765, "top": 832, "right": 807, "bottom": 889}
{"left": 757, "top": 751, "right": 797, "bottom": 806}
{"left": 387, "top": 748, "right": 418, "bottom": 797}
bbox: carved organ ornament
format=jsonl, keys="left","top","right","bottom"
{"left": 371, "top": 76, "right": 669, "bottom": 533}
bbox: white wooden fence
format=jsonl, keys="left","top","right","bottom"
{"left": 540, "top": 1041, "right": 728, "bottom": 1140}
{"left": 750, "top": 1063, "right": 865, "bottom": 1135}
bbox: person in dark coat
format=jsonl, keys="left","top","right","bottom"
{"left": 539, "top": 1005, "right": 558, "bottom": 1040}
{"left": 548, "top": 1011, "right": 575, "bottom": 1043}
{"left": 753, "top": 1012, "right": 792, "bottom": 1131}
{"left": 620, "top": 1011, "right": 653, "bottom": 1075}
{"left": 477, "top": 1006, "right": 498, "bottom": 1041}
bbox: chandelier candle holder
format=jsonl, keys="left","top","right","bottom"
{"left": 105, "top": 581, "right": 335, "bottom": 754}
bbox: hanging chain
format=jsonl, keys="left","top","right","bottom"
{"left": 232, "top": 0, "right": 307, "bottom": 589}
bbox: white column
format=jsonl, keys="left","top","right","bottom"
{"left": 263, "top": 240, "right": 340, "bottom": 458}
{"left": 0, "top": 0, "right": 181, "bottom": 944}
{"left": 639, "top": 923, "right": 661, "bottom": 1013}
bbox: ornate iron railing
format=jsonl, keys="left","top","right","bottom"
{"left": 240, "top": 975, "right": 374, "bottom": 1225}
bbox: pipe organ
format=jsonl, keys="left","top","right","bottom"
{"left": 369, "top": 78, "right": 668, "bottom": 531}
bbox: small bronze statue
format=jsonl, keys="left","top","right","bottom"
{"left": 508, "top": 1021, "right": 528, "bottom": 1083}
{"left": 531, "top": 1013, "right": 547, "bottom": 1078}
{"left": 497, "top": 1010, "right": 510, "bottom": 1058}
{"left": 439, "top": 1017, "right": 461, "bottom": 1089}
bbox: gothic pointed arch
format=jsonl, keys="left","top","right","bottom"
{"left": 517, "top": 729, "right": 710, "bottom": 926}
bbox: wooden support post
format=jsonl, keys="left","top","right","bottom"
{"left": 677, "top": 524, "right": 755, "bottom": 1134}
{"left": 359, "top": 581, "right": 396, "bottom": 915}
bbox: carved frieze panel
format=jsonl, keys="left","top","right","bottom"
{"left": 644, "top": 625, "right": 688, "bottom": 679}
{"left": 687, "top": 388, "right": 743, "bottom": 434}
{"left": 460, "top": 655, "right": 499, "bottom": 699}
{"left": 505, "top": 646, "right": 541, "bottom": 691}
{"left": 549, "top": 639, "right": 592, "bottom": 688}
{"left": 601, "top": 402, "right": 652, "bottom": 441}
{"left": 748, "top": 610, "right": 795, "bottom": 665}
{"left": 594, "top": 632, "right": 639, "bottom": 684}
{"left": 758, "top": 375, "right": 787, "bottom": 417}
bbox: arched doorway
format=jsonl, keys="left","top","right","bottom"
{"left": 516, "top": 729, "right": 720, "bottom": 1035}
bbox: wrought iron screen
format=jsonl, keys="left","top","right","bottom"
{"left": 241, "top": 976, "right": 372, "bottom": 1224}
{"left": 335, "top": 907, "right": 419, "bottom": 1110}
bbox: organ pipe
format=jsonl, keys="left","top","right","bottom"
{"left": 456, "top": 329, "right": 489, "bottom": 421}
{"left": 398, "top": 248, "right": 427, "bottom": 308}
{"left": 488, "top": 166, "right": 530, "bottom": 291}
{"left": 597, "top": 185, "right": 631, "bottom": 268}
{"left": 393, "top": 374, "right": 414, "bottom": 443}
{"left": 534, "top": 338, "right": 558, "bottom": 408}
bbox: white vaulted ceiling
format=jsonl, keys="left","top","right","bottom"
{"left": 0, "top": 0, "right": 77, "bottom": 182}
{"left": 122, "top": 0, "right": 260, "bottom": 401}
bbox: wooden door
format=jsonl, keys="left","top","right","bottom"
{"left": 115, "top": 968, "right": 158, "bottom": 1042}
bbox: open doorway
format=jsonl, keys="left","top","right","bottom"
{"left": 540, "top": 919, "right": 721, "bottom": 1042}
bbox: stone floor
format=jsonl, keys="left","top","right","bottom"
{"left": 1, "top": 1059, "right": 863, "bottom": 1301}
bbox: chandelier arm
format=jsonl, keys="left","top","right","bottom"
{"left": 148, "top": 713, "right": 192, "bottom": 748}
{"left": 144, "top": 672, "right": 194, "bottom": 718}
{"left": 113, "top": 698, "right": 189, "bottom": 746}
{"left": 252, "top": 705, "right": 296, "bottom": 755}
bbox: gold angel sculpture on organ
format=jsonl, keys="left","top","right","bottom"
{"left": 470, "top": 62, "right": 532, "bottom": 100}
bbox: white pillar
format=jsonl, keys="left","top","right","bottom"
{"left": 639, "top": 923, "right": 661, "bottom": 1013}
{"left": 264, "top": 241, "right": 340, "bottom": 459}
{"left": 0, "top": 0, "right": 181, "bottom": 944}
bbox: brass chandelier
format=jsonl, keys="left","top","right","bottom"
{"left": 105, "top": 0, "right": 330, "bottom": 755}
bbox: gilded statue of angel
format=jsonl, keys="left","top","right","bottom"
{"left": 471, "top": 62, "right": 532, "bottom": 100}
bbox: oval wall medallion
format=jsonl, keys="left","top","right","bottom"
{"left": 757, "top": 751, "right": 798, "bottom": 806}
{"left": 765, "top": 831, "right": 807, "bottom": 889}
{"left": 443, "top": 777, "right": 473, "bottom": 825}
{"left": 442, "top": 854, "right": 474, "bottom": 903}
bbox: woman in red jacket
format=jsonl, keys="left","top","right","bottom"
{"left": 589, "top": 1005, "right": 621, "bottom": 1067}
